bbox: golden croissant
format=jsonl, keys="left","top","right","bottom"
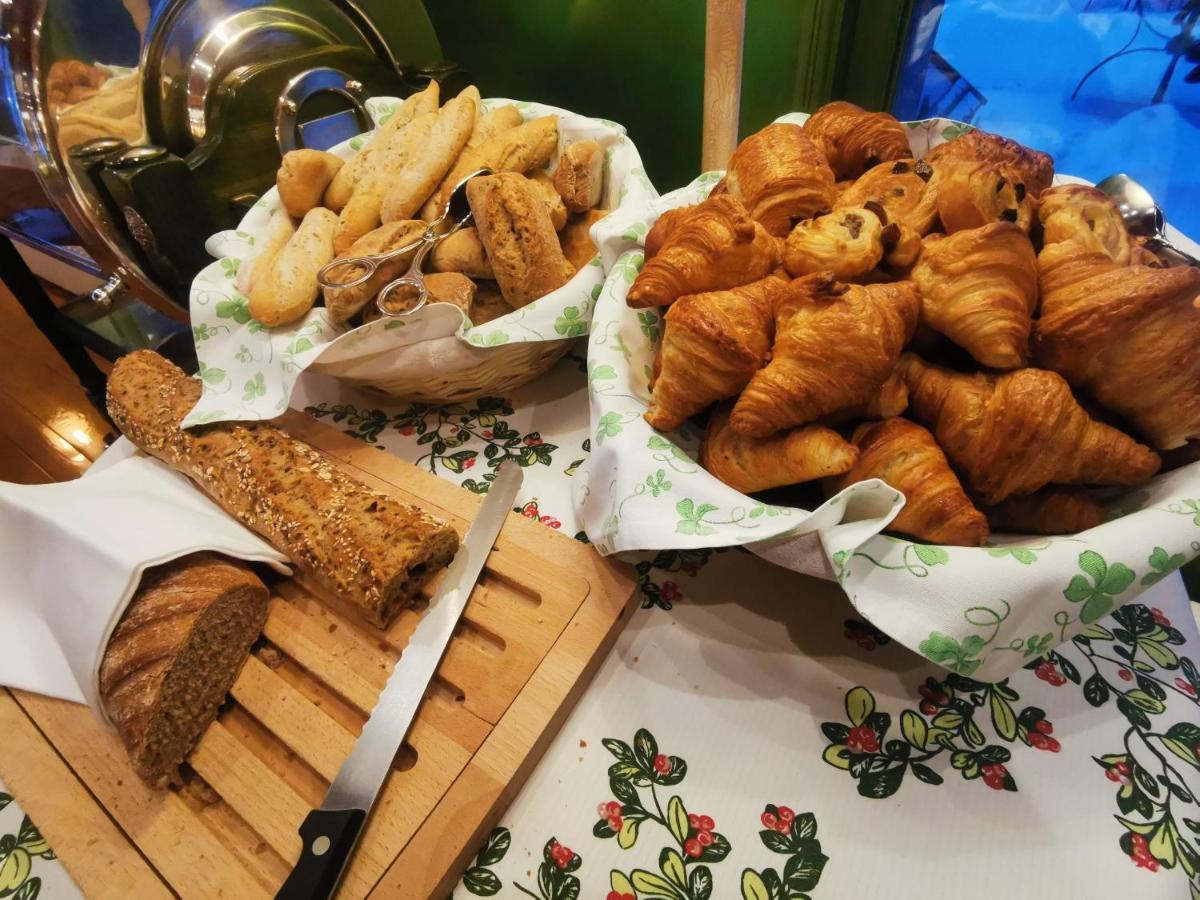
{"left": 911, "top": 222, "right": 1038, "bottom": 369}
{"left": 1038, "top": 184, "right": 1132, "bottom": 263}
{"left": 828, "top": 417, "right": 989, "bottom": 546}
{"left": 644, "top": 274, "right": 785, "bottom": 432}
{"left": 731, "top": 274, "right": 919, "bottom": 437}
{"left": 783, "top": 206, "right": 885, "bottom": 279}
{"left": 985, "top": 490, "right": 1106, "bottom": 535}
{"left": 726, "top": 123, "right": 837, "bottom": 235}
{"left": 823, "top": 365, "right": 909, "bottom": 425}
{"left": 934, "top": 160, "right": 1036, "bottom": 234}
{"left": 1034, "top": 239, "right": 1200, "bottom": 448}
{"left": 899, "top": 354, "right": 1160, "bottom": 504}
{"left": 626, "top": 195, "right": 780, "bottom": 308}
{"left": 645, "top": 206, "right": 688, "bottom": 260}
{"left": 803, "top": 101, "right": 910, "bottom": 179}
{"left": 700, "top": 402, "right": 857, "bottom": 493}
{"left": 836, "top": 159, "right": 938, "bottom": 234}
{"left": 924, "top": 128, "right": 1054, "bottom": 196}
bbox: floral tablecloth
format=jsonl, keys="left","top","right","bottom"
{"left": 5, "top": 352, "right": 1200, "bottom": 899}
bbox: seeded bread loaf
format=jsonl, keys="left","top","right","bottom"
{"left": 100, "top": 552, "right": 268, "bottom": 787}
{"left": 106, "top": 350, "right": 459, "bottom": 627}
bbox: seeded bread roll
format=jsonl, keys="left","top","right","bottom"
{"left": 467, "top": 172, "right": 575, "bottom": 308}
{"left": 553, "top": 139, "right": 604, "bottom": 212}
{"left": 100, "top": 553, "right": 268, "bottom": 787}
{"left": 106, "top": 351, "right": 459, "bottom": 628}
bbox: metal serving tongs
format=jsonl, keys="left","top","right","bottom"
{"left": 317, "top": 168, "right": 492, "bottom": 317}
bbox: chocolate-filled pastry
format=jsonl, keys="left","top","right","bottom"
{"left": 836, "top": 158, "right": 938, "bottom": 235}
{"left": 911, "top": 222, "right": 1038, "bottom": 370}
{"left": 1034, "top": 238, "right": 1200, "bottom": 449}
{"left": 467, "top": 172, "right": 576, "bottom": 308}
{"left": 626, "top": 195, "right": 779, "bottom": 308}
{"left": 934, "top": 160, "right": 1036, "bottom": 234}
{"left": 731, "top": 274, "right": 919, "bottom": 437}
{"left": 783, "top": 206, "right": 885, "bottom": 280}
{"left": 925, "top": 128, "right": 1054, "bottom": 197}
{"left": 803, "top": 101, "right": 909, "bottom": 179}
{"left": 899, "top": 354, "right": 1160, "bottom": 504}
{"left": 1038, "top": 183, "right": 1132, "bottom": 263}
{"left": 725, "top": 123, "right": 837, "bottom": 235}
{"left": 701, "top": 402, "right": 857, "bottom": 493}
{"left": 827, "top": 418, "right": 989, "bottom": 546}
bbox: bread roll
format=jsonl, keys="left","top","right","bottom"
{"left": 379, "top": 94, "right": 477, "bottom": 224}
{"left": 249, "top": 207, "right": 337, "bottom": 327}
{"left": 431, "top": 227, "right": 493, "bottom": 278}
{"left": 554, "top": 139, "right": 604, "bottom": 212}
{"left": 99, "top": 553, "right": 268, "bottom": 787}
{"left": 235, "top": 209, "right": 295, "bottom": 296}
{"left": 276, "top": 150, "right": 344, "bottom": 217}
{"left": 467, "top": 172, "right": 575, "bottom": 308}
{"left": 106, "top": 351, "right": 460, "bottom": 628}
{"left": 324, "top": 81, "right": 439, "bottom": 211}
{"left": 560, "top": 209, "right": 609, "bottom": 270}
{"left": 425, "top": 272, "right": 477, "bottom": 315}
{"left": 323, "top": 220, "right": 426, "bottom": 323}
{"left": 528, "top": 171, "right": 569, "bottom": 230}
{"left": 419, "top": 103, "right": 524, "bottom": 220}
{"left": 469, "top": 282, "right": 512, "bottom": 323}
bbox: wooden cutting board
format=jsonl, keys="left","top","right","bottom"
{"left": 0, "top": 412, "right": 637, "bottom": 899}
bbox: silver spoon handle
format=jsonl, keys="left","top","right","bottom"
{"left": 1147, "top": 236, "right": 1200, "bottom": 268}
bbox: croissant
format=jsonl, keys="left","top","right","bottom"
{"left": 645, "top": 206, "right": 688, "bottom": 260}
{"left": 823, "top": 365, "right": 909, "bottom": 425}
{"left": 883, "top": 221, "right": 923, "bottom": 271}
{"left": 725, "top": 123, "right": 837, "bottom": 235}
{"left": 626, "top": 195, "right": 780, "bottom": 308}
{"left": 1038, "top": 184, "right": 1131, "bottom": 263}
{"left": 836, "top": 159, "right": 938, "bottom": 234}
{"left": 934, "top": 160, "right": 1036, "bottom": 234}
{"left": 899, "top": 354, "right": 1160, "bottom": 504}
{"left": 924, "top": 128, "right": 1054, "bottom": 196}
{"left": 1034, "top": 239, "right": 1200, "bottom": 448}
{"left": 911, "top": 222, "right": 1038, "bottom": 369}
{"left": 783, "top": 206, "right": 885, "bottom": 279}
{"left": 700, "top": 402, "right": 857, "bottom": 493}
{"left": 644, "top": 274, "right": 786, "bottom": 432}
{"left": 828, "top": 418, "right": 989, "bottom": 546}
{"left": 731, "top": 274, "right": 919, "bottom": 437}
{"left": 803, "top": 101, "right": 910, "bottom": 179}
{"left": 985, "top": 490, "right": 1106, "bottom": 535}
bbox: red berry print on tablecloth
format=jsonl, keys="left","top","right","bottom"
{"left": 1035, "top": 660, "right": 1068, "bottom": 686}
{"left": 512, "top": 838, "right": 583, "bottom": 899}
{"left": 1151, "top": 607, "right": 1171, "bottom": 627}
{"left": 742, "top": 804, "right": 829, "bottom": 899}
{"left": 842, "top": 618, "right": 892, "bottom": 652}
{"left": 634, "top": 548, "right": 725, "bottom": 610}
{"left": 1118, "top": 667, "right": 1134, "bottom": 682}
{"left": 600, "top": 728, "right": 731, "bottom": 900}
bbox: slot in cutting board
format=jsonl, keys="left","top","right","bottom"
{"left": 0, "top": 412, "right": 637, "bottom": 898}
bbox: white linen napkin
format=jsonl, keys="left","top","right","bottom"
{"left": 0, "top": 448, "right": 289, "bottom": 711}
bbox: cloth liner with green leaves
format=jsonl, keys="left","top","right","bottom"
{"left": 576, "top": 113, "right": 1200, "bottom": 682}
{"left": 183, "top": 96, "right": 656, "bottom": 427}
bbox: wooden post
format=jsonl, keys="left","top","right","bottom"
{"left": 701, "top": 0, "right": 747, "bottom": 172}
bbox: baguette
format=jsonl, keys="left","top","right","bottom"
{"left": 420, "top": 103, "right": 523, "bottom": 220}
{"left": 249, "top": 207, "right": 337, "bottom": 326}
{"left": 106, "top": 351, "right": 460, "bottom": 627}
{"left": 467, "top": 172, "right": 575, "bottom": 308}
{"left": 379, "top": 95, "right": 477, "bottom": 224}
{"left": 235, "top": 209, "right": 295, "bottom": 296}
{"left": 324, "top": 81, "right": 439, "bottom": 211}
{"left": 554, "top": 139, "right": 604, "bottom": 212}
{"left": 324, "top": 219, "right": 426, "bottom": 322}
{"left": 276, "top": 149, "right": 344, "bottom": 218}
{"left": 99, "top": 553, "right": 268, "bottom": 787}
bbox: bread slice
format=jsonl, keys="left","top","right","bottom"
{"left": 99, "top": 553, "right": 268, "bottom": 787}
{"left": 106, "top": 351, "right": 460, "bottom": 627}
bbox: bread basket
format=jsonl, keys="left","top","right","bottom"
{"left": 577, "top": 113, "right": 1200, "bottom": 681}
{"left": 183, "top": 96, "right": 655, "bottom": 426}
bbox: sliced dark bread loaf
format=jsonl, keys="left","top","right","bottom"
{"left": 106, "top": 350, "right": 459, "bottom": 627}
{"left": 99, "top": 552, "right": 268, "bottom": 787}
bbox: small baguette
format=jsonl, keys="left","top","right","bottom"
{"left": 379, "top": 95, "right": 477, "bottom": 224}
{"left": 249, "top": 207, "right": 337, "bottom": 327}
{"left": 324, "top": 81, "right": 439, "bottom": 211}
{"left": 431, "top": 227, "right": 493, "bottom": 278}
{"left": 528, "top": 171, "right": 568, "bottom": 231}
{"left": 324, "top": 220, "right": 426, "bottom": 322}
{"left": 554, "top": 139, "right": 604, "bottom": 212}
{"left": 276, "top": 149, "right": 344, "bottom": 218}
{"left": 420, "top": 103, "right": 523, "bottom": 220}
{"left": 235, "top": 209, "right": 295, "bottom": 296}
{"left": 106, "top": 351, "right": 460, "bottom": 628}
{"left": 100, "top": 553, "right": 268, "bottom": 787}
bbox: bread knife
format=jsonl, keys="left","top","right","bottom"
{"left": 275, "top": 461, "right": 524, "bottom": 900}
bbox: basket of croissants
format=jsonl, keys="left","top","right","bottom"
{"left": 184, "top": 82, "right": 653, "bottom": 426}
{"left": 580, "top": 100, "right": 1200, "bottom": 680}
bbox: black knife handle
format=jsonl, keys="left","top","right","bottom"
{"left": 275, "top": 808, "right": 367, "bottom": 900}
